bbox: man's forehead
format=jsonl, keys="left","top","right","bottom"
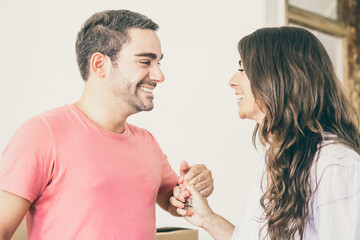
{"left": 121, "top": 29, "right": 163, "bottom": 60}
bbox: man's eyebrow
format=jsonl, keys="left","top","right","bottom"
{"left": 135, "top": 53, "right": 164, "bottom": 60}
{"left": 238, "top": 60, "right": 242, "bottom": 66}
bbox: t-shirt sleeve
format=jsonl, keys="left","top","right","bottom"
{"left": 0, "top": 116, "right": 55, "bottom": 203}
{"left": 158, "top": 152, "right": 178, "bottom": 194}
{"left": 315, "top": 156, "right": 360, "bottom": 239}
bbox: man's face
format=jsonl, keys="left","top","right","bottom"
{"left": 108, "top": 28, "right": 164, "bottom": 112}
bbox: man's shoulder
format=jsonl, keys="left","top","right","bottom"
{"left": 126, "top": 122, "right": 151, "bottom": 134}
{"left": 37, "top": 104, "right": 70, "bottom": 121}
{"left": 126, "top": 123, "right": 158, "bottom": 140}
{"left": 5, "top": 106, "right": 70, "bottom": 149}
{"left": 16, "top": 105, "right": 67, "bottom": 128}
{"left": 17, "top": 105, "right": 74, "bottom": 136}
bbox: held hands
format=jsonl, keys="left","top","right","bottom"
{"left": 170, "top": 161, "right": 215, "bottom": 227}
{"left": 178, "top": 161, "right": 214, "bottom": 197}
{"left": 170, "top": 178, "right": 215, "bottom": 228}
{"left": 170, "top": 162, "right": 235, "bottom": 239}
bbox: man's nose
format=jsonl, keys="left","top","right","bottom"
{"left": 149, "top": 64, "right": 165, "bottom": 83}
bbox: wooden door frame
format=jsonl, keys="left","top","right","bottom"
{"left": 286, "top": 0, "right": 360, "bottom": 114}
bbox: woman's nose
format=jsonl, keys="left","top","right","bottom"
{"left": 228, "top": 72, "right": 240, "bottom": 88}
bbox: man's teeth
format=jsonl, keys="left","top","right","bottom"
{"left": 140, "top": 87, "right": 153, "bottom": 93}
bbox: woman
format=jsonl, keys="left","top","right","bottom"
{"left": 171, "top": 27, "right": 360, "bottom": 240}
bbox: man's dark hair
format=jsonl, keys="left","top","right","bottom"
{"left": 75, "top": 10, "right": 159, "bottom": 80}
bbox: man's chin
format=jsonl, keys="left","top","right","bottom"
{"left": 141, "top": 106, "right": 154, "bottom": 112}
{"left": 134, "top": 103, "right": 154, "bottom": 112}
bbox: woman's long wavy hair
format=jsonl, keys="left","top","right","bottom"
{"left": 238, "top": 27, "right": 360, "bottom": 239}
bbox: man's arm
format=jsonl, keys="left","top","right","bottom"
{"left": 0, "top": 191, "right": 31, "bottom": 240}
{"left": 156, "top": 191, "right": 181, "bottom": 216}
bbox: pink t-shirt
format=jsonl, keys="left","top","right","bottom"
{"left": 0, "top": 104, "right": 178, "bottom": 240}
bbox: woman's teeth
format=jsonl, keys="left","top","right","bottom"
{"left": 237, "top": 94, "right": 245, "bottom": 100}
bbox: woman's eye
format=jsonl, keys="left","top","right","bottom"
{"left": 238, "top": 68, "right": 245, "bottom": 72}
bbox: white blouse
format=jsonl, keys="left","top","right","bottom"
{"left": 232, "top": 141, "right": 360, "bottom": 240}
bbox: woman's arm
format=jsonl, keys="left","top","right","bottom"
{"left": 170, "top": 180, "right": 235, "bottom": 240}
{"left": 202, "top": 212, "right": 235, "bottom": 240}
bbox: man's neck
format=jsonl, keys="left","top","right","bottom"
{"left": 75, "top": 93, "right": 135, "bottom": 134}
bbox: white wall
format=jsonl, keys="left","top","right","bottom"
{"left": 0, "top": 1, "right": 285, "bottom": 239}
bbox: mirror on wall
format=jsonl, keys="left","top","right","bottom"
{"left": 290, "top": 23, "right": 344, "bottom": 83}
{"left": 289, "top": 0, "right": 338, "bottom": 20}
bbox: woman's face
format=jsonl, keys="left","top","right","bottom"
{"left": 228, "top": 61, "right": 265, "bottom": 124}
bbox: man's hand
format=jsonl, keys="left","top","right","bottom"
{"left": 179, "top": 161, "right": 214, "bottom": 197}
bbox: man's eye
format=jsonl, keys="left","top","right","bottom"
{"left": 140, "top": 61, "right": 150, "bottom": 66}
{"left": 238, "top": 68, "right": 245, "bottom": 72}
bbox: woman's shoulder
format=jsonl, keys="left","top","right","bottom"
{"left": 308, "top": 140, "right": 360, "bottom": 239}
{"left": 316, "top": 140, "right": 360, "bottom": 169}
{"left": 311, "top": 140, "right": 360, "bottom": 202}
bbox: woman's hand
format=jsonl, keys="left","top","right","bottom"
{"left": 171, "top": 177, "right": 236, "bottom": 240}
{"left": 170, "top": 177, "right": 215, "bottom": 228}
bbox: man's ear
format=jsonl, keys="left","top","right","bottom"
{"left": 90, "top": 52, "right": 109, "bottom": 78}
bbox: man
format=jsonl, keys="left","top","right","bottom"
{"left": 0, "top": 10, "right": 213, "bottom": 240}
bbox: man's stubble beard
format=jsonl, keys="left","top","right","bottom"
{"left": 111, "top": 81, "right": 154, "bottom": 112}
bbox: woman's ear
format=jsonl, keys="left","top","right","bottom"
{"left": 89, "top": 52, "right": 109, "bottom": 78}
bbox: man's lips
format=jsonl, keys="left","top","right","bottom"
{"left": 138, "top": 81, "right": 157, "bottom": 94}
{"left": 139, "top": 86, "right": 154, "bottom": 93}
